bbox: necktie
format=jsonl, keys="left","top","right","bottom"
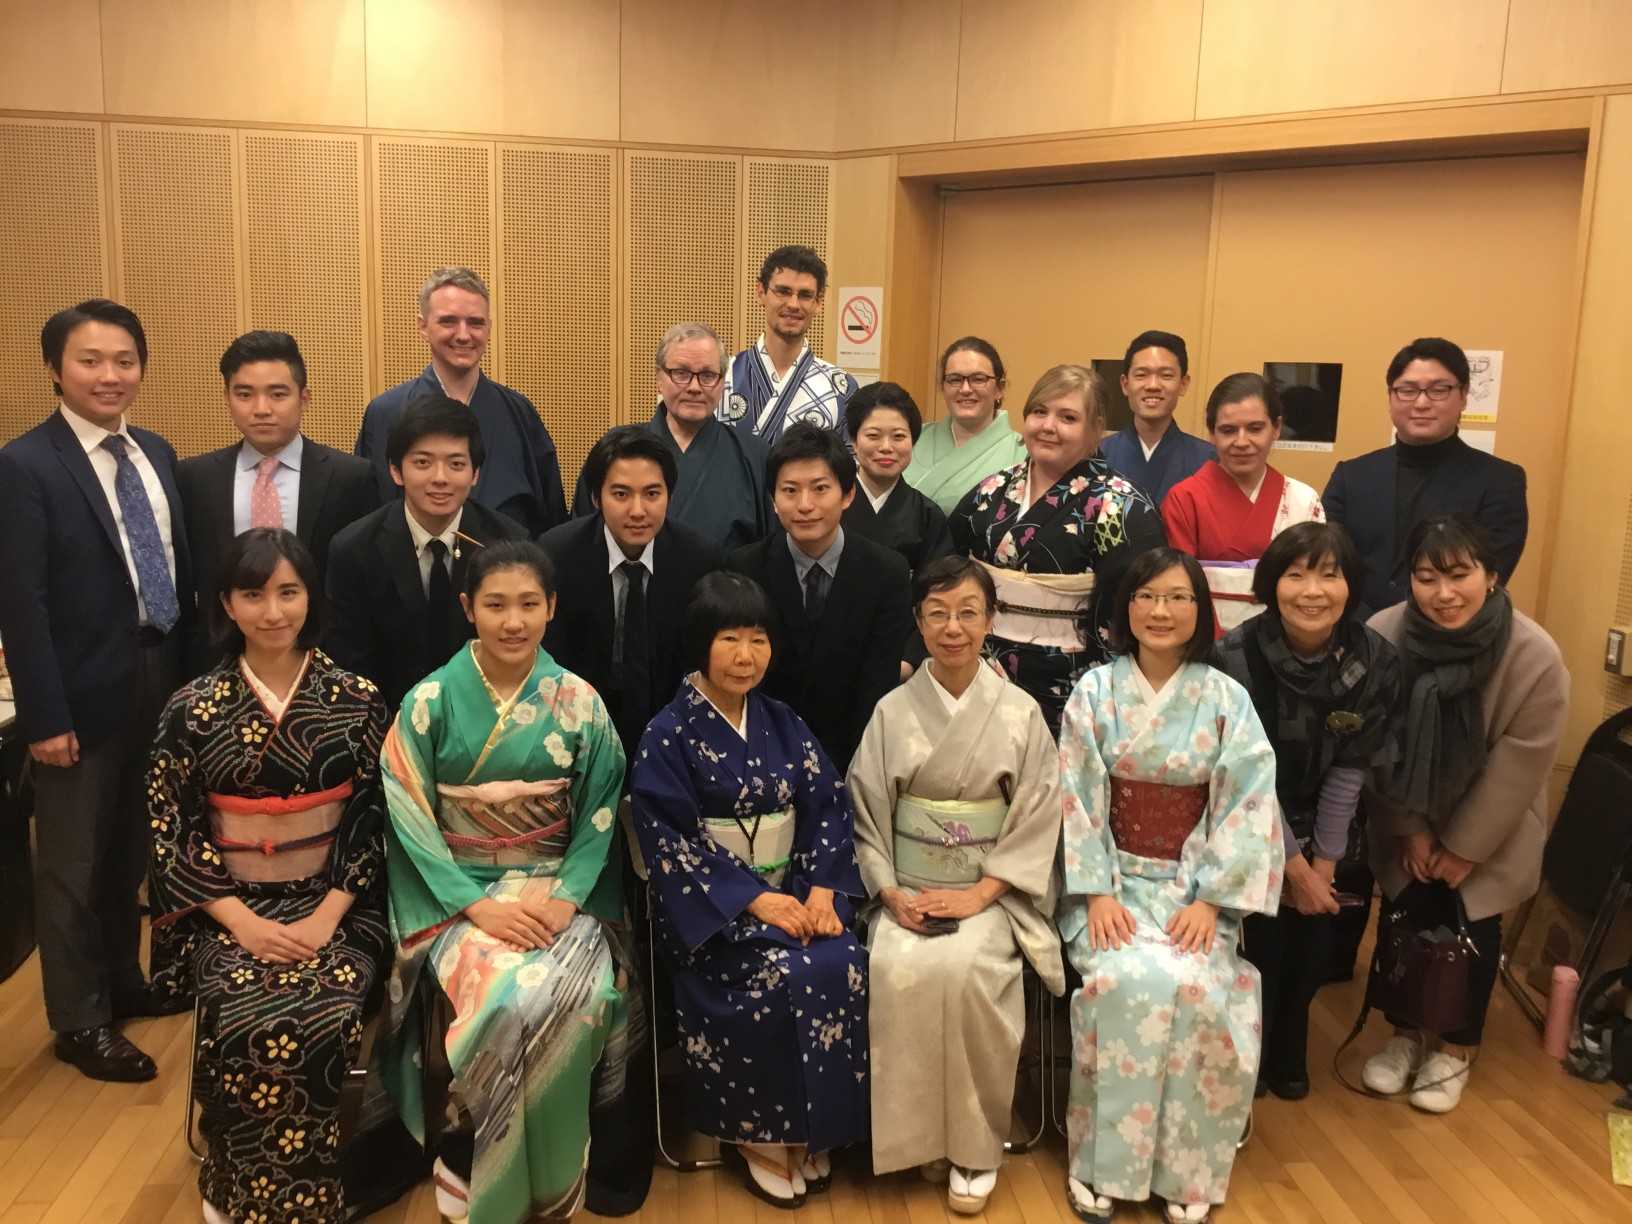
{"left": 250, "top": 455, "right": 283, "bottom": 529}
{"left": 426, "top": 538, "right": 452, "bottom": 657}
{"left": 100, "top": 435, "right": 179, "bottom": 633}
{"left": 620, "top": 561, "right": 651, "bottom": 726}
{"left": 804, "top": 562, "right": 829, "bottom": 622}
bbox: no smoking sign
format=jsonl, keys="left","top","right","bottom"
{"left": 835, "top": 286, "right": 884, "bottom": 368}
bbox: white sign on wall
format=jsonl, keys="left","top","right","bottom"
{"left": 835, "top": 286, "right": 884, "bottom": 368}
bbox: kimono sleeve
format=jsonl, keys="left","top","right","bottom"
{"left": 1191, "top": 679, "right": 1285, "bottom": 918}
{"left": 552, "top": 685, "right": 626, "bottom": 916}
{"left": 979, "top": 698, "right": 1062, "bottom": 904}
{"left": 1088, "top": 490, "right": 1167, "bottom": 653}
{"left": 147, "top": 689, "right": 233, "bottom": 924}
{"left": 1161, "top": 484, "right": 1201, "bottom": 556}
{"left": 788, "top": 712, "right": 867, "bottom": 901}
{"left": 845, "top": 705, "right": 901, "bottom": 898}
{"left": 328, "top": 681, "right": 389, "bottom": 900}
{"left": 1057, "top": 674, "right": 1118, "bottom": 945}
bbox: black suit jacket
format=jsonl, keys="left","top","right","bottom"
{"left": 725, "top": 530, "right": 911, "bottom": 773}
{"left": 538, "top": 515, "right": 721, "bottom": 756}
{"left": 1323, "top": 435, "right": 1528, "bottom": 613}
{"left": 178, "top": 435, "right": 378, "bottom": 673}
{"left": 0, "top": 412, "right": 193, "bottom": 748}
{"left": 323, "top": 500, "right": 528, "bottom": 711}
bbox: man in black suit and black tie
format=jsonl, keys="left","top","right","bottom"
{"left": 0, "top": 300, "right": 193, "bottom": 1081}
{"left": 325, "top": 393, "right": 528, "bottom": 712}
{"left": 177, "top": 330, "right": 378, "bottom": 674}
{"left": 726, "top": 421, "right": 912, "bottom": 773}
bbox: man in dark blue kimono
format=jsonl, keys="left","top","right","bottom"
{"left": 1099, "top": 329, "right": 1214, "bottom": 509}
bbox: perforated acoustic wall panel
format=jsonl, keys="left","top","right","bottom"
{"left": 0, "top": 121, "right": 106, "bottom": 444}
{"left": 242, "top": 133, "right": 368, "bottom": 454}
{"left": 498, "top": 145, "right": 615, "bottom": 492}
{"left": 624, "top": 152, "right": 739, "bottom": 420}
{"left": 113, "top": 125, "right": 242, "bottom": 456}
{"left": 741, "top": 158, "right": 834, "bottom": 360}
{"left": 373, "top": 139, "right": 494, "bottom": 391}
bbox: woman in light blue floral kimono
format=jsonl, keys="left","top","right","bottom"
{"left": 1057, "top": 548, "right": 1283, "bottom": 1223}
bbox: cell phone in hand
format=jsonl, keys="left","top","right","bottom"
{"left": 920, "top": 917, "right": 960, "bottom": 936}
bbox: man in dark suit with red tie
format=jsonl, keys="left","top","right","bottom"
{"left": 0, "top": 300, "right": 193, "bottom": 1081}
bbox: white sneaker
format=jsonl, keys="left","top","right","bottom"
{"left": 1361, "top": 1033, "right": 1423, "bottom": 1094}
{"left": 1409, "top": 1051, "right": 1470, "bottom": 1113}
{"left": 433, "top": 1156, "right": 471, "bottom": 1222}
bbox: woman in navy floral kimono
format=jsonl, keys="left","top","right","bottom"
{"left": 631, "top": 572, "right": 869, "bottom": 1209}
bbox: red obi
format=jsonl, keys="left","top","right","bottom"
{"left": 1109, "top": 777, "right": 1209, "bottom": 861}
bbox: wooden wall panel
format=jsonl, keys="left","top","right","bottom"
{"left": 741, "top": 159, "right": 833, "bottom": 360}
{"left": 1503, "top": 0, "right": 1632, "bottom": 94}
{"left": 623, "top": 152, "right": 739, "bottom": 418}
{"left": 829, "top": 155, "right": 895, "bottom": 356}
{"left": 101, "top": 0, "right": 366, "bottom": 126}
{"left": 834, "top": 0, "right": 959, "bottom": 149}
{"left": 372, "top": 138, "right": 494, "bottom": 391}
{"left": 241, "top": 132, "right": 368, "bottom": 454}
{"left": 0, "top": 121, "right": 107, "bottom": 444}
{"left": 111, "top": 125, "right": 242, "bottom": 457}
{"left": 498, "top": 144, "right": 615, "bottom": 491}
{"left": 0, "top": 0, "right": 104, "bottom": 114}
{"left": 1196, "top": 0, "right": 1506, "bottom": 120}
{"left": 954, "top": 0, "right": 1203, "bottom": 141}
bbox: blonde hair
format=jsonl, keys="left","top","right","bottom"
{"left": 417, "top": 267, "right": 490, "bottom": 315}
{"left": 1020, "top": 363, "right": 1105, "bottom": 424}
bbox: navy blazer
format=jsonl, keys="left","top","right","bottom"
{"left": 0, "top": 412, "right": 192, "bottom": 747}
{"left": 1323, "top": 435, "right": 1528, "bottom": 613}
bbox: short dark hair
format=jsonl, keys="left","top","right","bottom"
{"left": 766, "top": 420, "right": 856, "bottom": 494}
{"left": 913, "top": 554, "right": 996, "bottom": 613}
{"left": 41, "top": 300, "right": 148, "bottom": 395}
{"left": 220, "top": 330, "right": 308, "bottom": 391}
{"left": 211, "top": 528, "right": 323, "bottom": 655}
{"left": 1205, "top": 372, "right": 1282, "bottom": 431}
{"left": 1385, "top": 337, "right": 1470, "bottom": 390}
{"left": 1107, "top": 547, "right": 1216, "bottom": 663}
{"left": 1252, "top": 521, "right": 1364, "bottom": 621}
{"left": 845, "top": 381, "right": 923, "bottom": 443}
{"left": 1403, "top": 512, "right": 1502, "bottom": 580}
{"left": 758, "top": 245, "right": 828, "bottom": 295}
{"left": 386, "top": 393, "right": 485, "bottom": 472}
{"left": 463, "top": 539, "right": 556, "bottom": 600}
{"left": 1122, "top": 330, "right": 1189, "bottom": 376}
{"left": 682, "top": 571, "right": 778, "bottom": 674}
{"left": 938, "top": 336, "right": 1007, "bottom": 387}
{"left": 582, "top": 426, "right": 678, "bottom": 503}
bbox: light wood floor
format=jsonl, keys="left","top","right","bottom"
{"left": 1, "top": 940, "right": 1628, "bottom": 1224}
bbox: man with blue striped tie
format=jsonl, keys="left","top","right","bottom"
{"left": 0, "top": 300, "right": 193, "bottom": 1081}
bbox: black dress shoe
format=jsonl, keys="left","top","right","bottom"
{"left": 53, "top": 1024, "right": 158, "bottom": 1082}
{"left": 1264, "top": 1074, "right": 1310, "bottom": 1101}
{"left": 112, "top": 985, "right": 192, "bottom": 1019}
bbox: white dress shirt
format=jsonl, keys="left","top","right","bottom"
{"left": 232, "top": 435, "right": 304, "bottom": 534}
{"left": 404, "top": 504, "right": 465, "bottom": 597}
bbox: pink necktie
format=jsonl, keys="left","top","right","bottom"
{"left": 250, "top": 456, "right": 283, "bottom": 530}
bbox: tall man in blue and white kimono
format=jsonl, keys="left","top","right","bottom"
{"left": 718, "top": 245, "right": 858, "bottom": 445}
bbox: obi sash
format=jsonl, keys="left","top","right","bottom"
{"left": 209, "top": 780, "right": 350, "bottom": 883}
{"left": 705, "top": 806, "right": 795, "bottom": 888}
{"left": 975, "top": 559, "right": 1094, "bottom": 652}
{"left": 1108, "top": 777, "right": 1209, "bottom": 861}
{"left": 436, "top": 778, "right": 573, "bottom": 869}
{"left": 891, "top": 794, "right": 1007, "bottom": 889}
{"left": 1202, "top": 560, "right": 1265, "bottom": 633}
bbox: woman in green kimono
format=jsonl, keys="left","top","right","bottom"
{"left": 904, "top": 336, "right": 1028, "bottom": 515}
{"left": 377, "top": 540, "right": 628, "bottom": 1224}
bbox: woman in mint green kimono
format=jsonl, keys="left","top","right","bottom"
{"left": 377, "top": 541, "right": 628, "bottom": 1224}
{"left": 904, "top": 336, "right": 1027, "bottom": 515}
{"left": 1057, "top": 548, "right": 1283, "bottom": 1224}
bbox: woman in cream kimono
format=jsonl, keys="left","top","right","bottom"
{"left": 848, "top": 555, "right": 1064, "bottom": 1215}
{"left": 1058, "top": 548, "right": 1282, "bottom": 1224}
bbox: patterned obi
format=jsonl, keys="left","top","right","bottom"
{"left": 976, "top": 559, "right": 1094, "bottom": 652}
{"left": 892, "top": 794, "right": 1007, "bottom": 889}
{"left": 1109, "top": 777, "right": 1209, "bottom": 862}
{"left": 1202, "top": 560, "right": 1264, "bottom": 633}
{"left": 436, "top": 778, "right": 572, "bottom": 869}
{"left": 706, "top": 807, "right": 795, "bottom": 889}
{"left": 209, "top": 781, "right": 350, "bottom": 883}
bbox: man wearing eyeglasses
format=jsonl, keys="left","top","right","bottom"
{"left": 1100, "top": 329, "right": 1215, "bottom": 509}
{"left": 574, "top": 322, "right": 770, "bottom": 552}
{"left": 718, "top": 245, "right": 857, "bottom": 445}
{"left": 1323, "top": 337, "right": 1527, "bottom": 615}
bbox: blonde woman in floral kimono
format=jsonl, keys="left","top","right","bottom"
{"left": 1058, "top": 548, "right": 1283, "bottom": 1223}
{"left": 848, "top": 555, "right": 1064, "bottom": 1214}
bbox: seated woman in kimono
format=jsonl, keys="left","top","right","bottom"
{"left": 147, "top": 528, "right": 390, "bottom": 1224}
{"left": 905, "top": 336, "right": 1028, "bottom": 514}
{"left": 1162, "top": 373, "right": 1324, "bottom": 635}
{"left": 847, "top": 555, "right": 1063, "bottom": 1215}
{"left": 1213, "top": 523, "right": 1400, "bottom": 1100}
{"left": 1058, "top": 548, "right": 1283, "bottom": 1223}
{"left": 377, "top": 540, "right": 628, "bottom": 1224}
{"left": 631, "top": 572, "right": 869, "bottom": 1209}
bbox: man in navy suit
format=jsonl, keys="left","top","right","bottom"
{"left": 0, "top": 300, "right": 193, "bottom": 1081}
{"left": 1323, "top": 337, "right": 1528, "bottom": 615}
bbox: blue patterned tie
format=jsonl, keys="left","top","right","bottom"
{"left": 100, "top": 435, "right": 179, "bottom": 633}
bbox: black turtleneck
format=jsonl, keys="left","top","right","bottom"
{"left": 1393, "top": 432, "right": 1464, "bottom": 555}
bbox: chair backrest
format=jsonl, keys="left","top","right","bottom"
{"left": 1545, "top": 708, "right": 1632, "bottom": 916}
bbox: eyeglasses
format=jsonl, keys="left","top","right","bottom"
{"left": 1132, "top": 590, "right": 1197, "bottom": 608}
{"left": 942, "top": 374, "right": 996, "bottom": 390}
{"left": 919, "top": 608, "right": 986, "bottom": 629}
{"left": 768, "top": 285, "right": 819, "bottom": 304}
{"left": 1389, "top": 382, "right": 1460, "bottom": 403}
{"left": 661, "top": 367, "right": 723, "bottom": 389}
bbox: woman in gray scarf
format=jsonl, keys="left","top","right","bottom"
{"left": 1361, "top": 513, "right": 1567, "bottom": 1113}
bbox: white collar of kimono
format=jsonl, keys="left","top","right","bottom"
{"left": 603, "top": 524, "right": 656, "bottom": 575}
{"left": 755, "top": 333, "right": 810, "bottom": 389}
{"left": 924, "top": 663, "right": 971, "bottom": 715}
{"left": 403, "top": 501, "right": 464, "bottom": 558}
{"left": 1130, "top": 659, "right": 1181, "bottom": 710}
{"left": 1238, "top": 468, "right": 1268, "bottom": 504}
{"left": 239, "top": 650, "right": 312, "bottom": 723}
{"left": 688, "top": 675, "right": 749, "bottom": 740}
{"left": 858, "top": 470, "right": 898, "bottom": 512}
